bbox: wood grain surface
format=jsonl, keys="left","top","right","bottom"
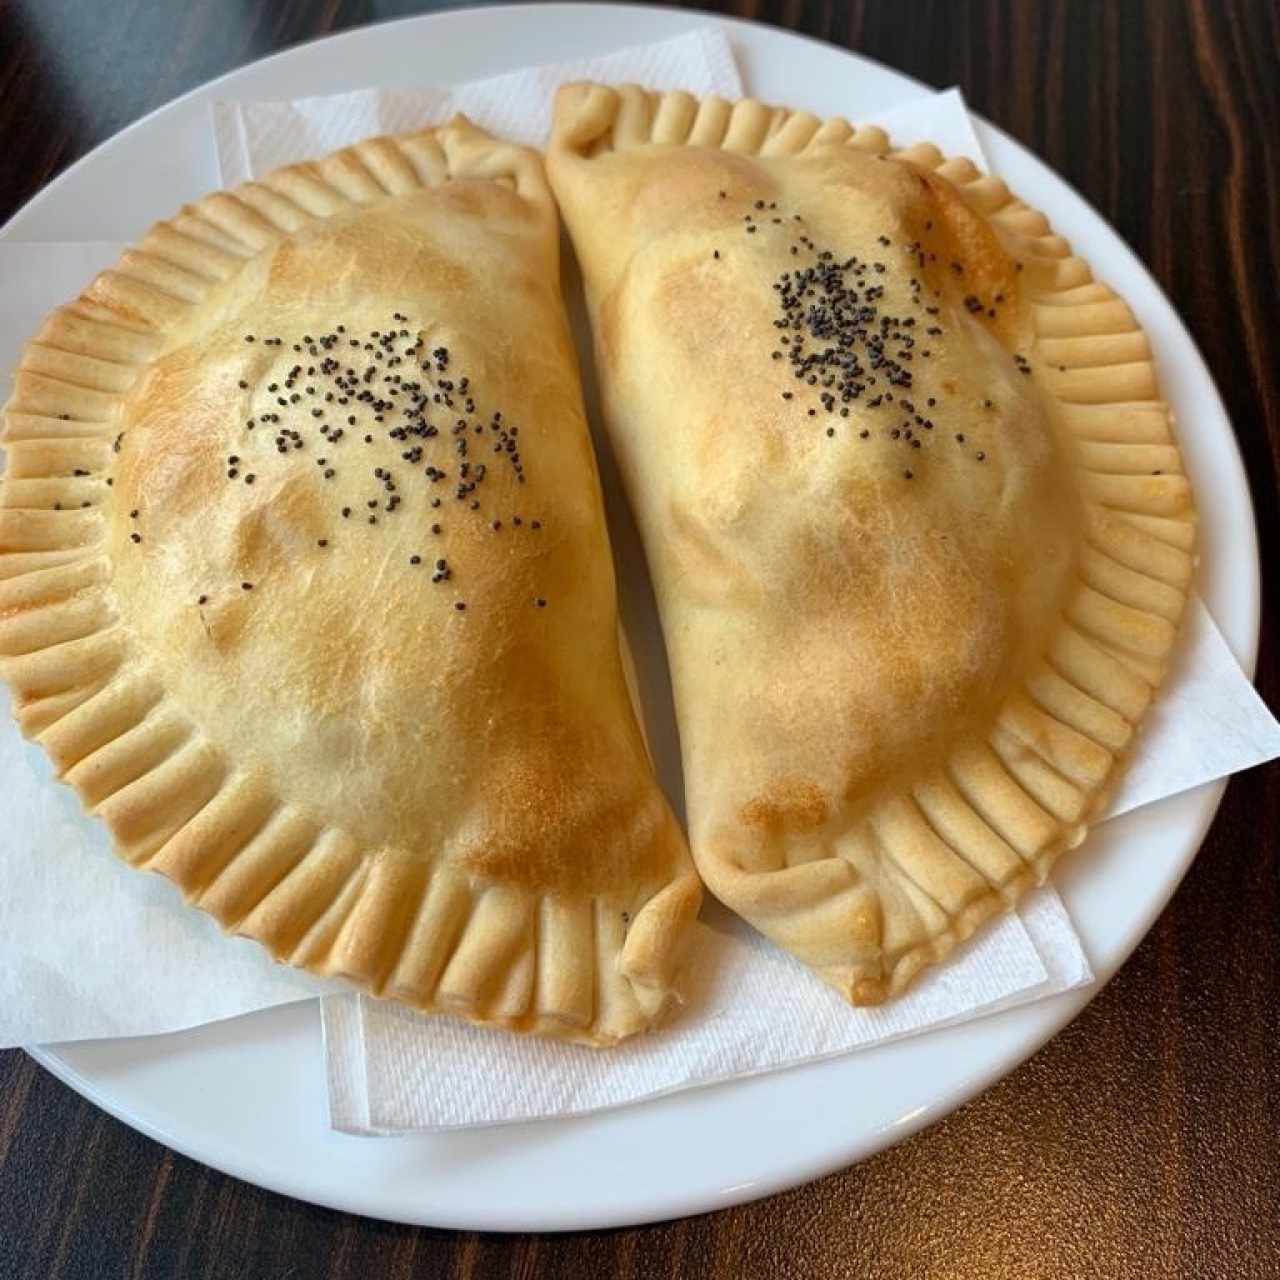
{"left": 1, "top": 1, "right": 1277, "bottom": 1275}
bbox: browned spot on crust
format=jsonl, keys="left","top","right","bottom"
{"left": 458, "top": 746, "right": 679, "bottom": 894}
{"left": 901, "top": 161, "right": 1024, "bottom": 346}
{"left": 741, "top": 780, "right": 829, "bottom": 833}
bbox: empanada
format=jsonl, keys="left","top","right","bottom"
{"left": 0, "top": 117, "right": 701, "bottom": 1044}
{"left": 548, "top": 85, "right": 1195, "bottom": 1003}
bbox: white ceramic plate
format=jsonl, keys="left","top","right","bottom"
{"left": 12, "top": 3, "right": 1258, "bottom": 1233}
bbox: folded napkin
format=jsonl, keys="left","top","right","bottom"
{"left": 212, "top": 28, "right": 741, "bottom": 179}
{"left": 205, "top": 46, "right": 1280, "bottom": 1130}
{"left": 0, "top": 37, "right": 1274, "bottom": 1151}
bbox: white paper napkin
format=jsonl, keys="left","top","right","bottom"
{"left": 0, "top": 698, "right": 340, "bottom": 1045}
{"left": 211, "top": 28, "right": 741, "bottom": 182}
{"left": 0, "top": 37, "right": 1272, "bottom": 1144}
{"left": 195, "top": 64, "right": 1273, "bottom": 1129}
{"left": 204, "top": 41, "right": 1083, "bottom": 1129}
{"left": 325, "top": 888, "right": 1090, "bottom": 1133}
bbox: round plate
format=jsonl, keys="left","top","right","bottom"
{"left": 14, "top": 3, "right": 1259, "bottom": 1233}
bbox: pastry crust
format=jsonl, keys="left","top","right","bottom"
{"left": 0, "top": 117, "right": 701, "bottom": 1044}
{"left": 548, "top": 85, "right": 1195, "bottom": 1003}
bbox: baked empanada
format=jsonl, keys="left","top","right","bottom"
{"left": 0, "top": 117, "right": 701, "bottom": 1044}
{"left": 548, "top": 85, "right": 1195, "bottom": 1003}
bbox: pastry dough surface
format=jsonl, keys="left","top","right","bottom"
{"left": 0, "top": 118, "right": 701, "bottom": 1044}
{"left": 548, "top": 85, "right": 1195, "bottom": 1002}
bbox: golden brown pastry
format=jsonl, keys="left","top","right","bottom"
{"left": 0, "top": 117, "right": 701, "bottom": 1044}
{"left": 548, "top": 85, "right": 1195, "bottom": 1003}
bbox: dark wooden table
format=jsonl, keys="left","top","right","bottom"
{"left": 2, "top": 1, "right": 1276, "bottom": 1275}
